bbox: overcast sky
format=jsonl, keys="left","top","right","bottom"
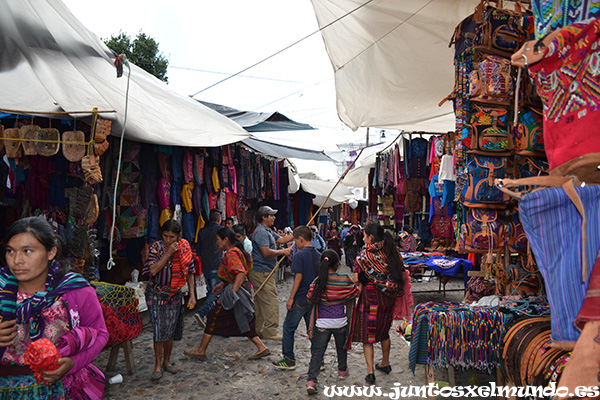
{"left": 60, "top": 0, "right": 368, "bottom": 151}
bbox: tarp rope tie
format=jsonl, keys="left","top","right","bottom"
{"left": 107, "top": 55, "right": 131, "bottom": 271}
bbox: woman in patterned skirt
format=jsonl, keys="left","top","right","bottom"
{"left": 351, "top": 223, "right": 412, "bottom": 384}
{"left": 143, "top": 219, "right": 197, "bottom": 381}
{"left": 184, "top": 227, "right": 270, "bottom": 361}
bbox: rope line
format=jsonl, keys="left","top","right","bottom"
{"left": 106, "top": 57, "right": 131, "bottom": 271}
{"left": 1, "top": 137, "right": 95, "bottom": 145}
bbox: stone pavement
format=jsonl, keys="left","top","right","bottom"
{"left": 97, "top": 266, "right": 488, "bottom": 399}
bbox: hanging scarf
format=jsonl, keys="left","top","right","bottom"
{"left": 355, "top": 241, "right": 404, "bottom": 297}
{"left": 0, "top": 260, "right": 89, "bottom": 359}
{"left": 306, "top": 273, "right": 360, "bottom": 350}
{"left": 170, "top": 239, "right": 192, "bottom": 298}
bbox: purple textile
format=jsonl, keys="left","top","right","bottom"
{"left": 61, "top": 287, "right": 109, "bottom": 376}
{"left": 56, "top": 326, "right": 106, "bottom": 399}
{"left": 318, "top": 303, "right": 345, "bottom": 319}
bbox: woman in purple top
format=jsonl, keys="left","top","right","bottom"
{"left": 0, "top": 216, "right": 108, "bottom": 399}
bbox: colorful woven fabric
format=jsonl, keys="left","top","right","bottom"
{"left": 409, "top": 302, "right": 511, "bottom": 373}
{"left": 145, "top": 284, "right": 184, "bottom": 343}
{"left": 519, "top": 185, "right": 600, "bottom": 347}
{"left": 170, "top": 239, "right": 192, "bottom": 298}
{"left": 528, "top": 19, "right": 600, "bottom": 171}
{"left": 532, "top": 0, "right": 600, "bottom": 39}
{"left": 0, "top": 374, "right": 66, "bottom": 399}
{"left": 0, "top": 261, "right": 89, "bottom": 359}
{"left": 218, "top": 247, "right": 251, "bottom": 284}
{"left": 355, "top": 242, "right": 404, "bottom": 297}
{"left": 306, "top": 273, "right": 359, "bottom": 349}
{"left": 55, "top": 327, "right": 107, "bottom": 399}
{"left": 204, "top": 302, "right": 258, "bottom": 338}
{"left": 352, "top": 282, "right": 395, "bottom": 345}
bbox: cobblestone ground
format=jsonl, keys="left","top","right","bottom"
{"left": 97, "top": 263, "right": 493, "bottom": 399}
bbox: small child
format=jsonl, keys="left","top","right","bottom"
{"left": 305, "top": 250, "right": 360, "bottom": 395}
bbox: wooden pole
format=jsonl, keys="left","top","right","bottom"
{"left": 0, "top": 107, "right": 116, "bottom": 115}
{"left": 252, "top": 146, "right": 366, "bottom": 298}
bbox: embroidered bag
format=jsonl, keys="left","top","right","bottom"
{"left": 459, "top": 207, "right": 505, "bottom": 252}
{"left": 513, "top": 108, "right": 544, "bottom": 156}
{"left": 449, "top": 12, "right": 479, "bottom": 56}
{"left": 469, "top": 55, "right": 514, "bottom": 105}
{"left": 465, "top": 106, "right": 513, "bottom": 155}
{"left": 506, "top": 210, "right": 527, "bottom": 253}
{"left": 463, "top": 155, "right": 509, "bottom": 207}
{"left": 473, "top": 5, "right": 525, "bottom": 57}
{"left": 528, "top": 19, "right": 600, "bottom": 182}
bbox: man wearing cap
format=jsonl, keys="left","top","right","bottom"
{"left": 250, "top": 205, "right": 294, "bottom": 340}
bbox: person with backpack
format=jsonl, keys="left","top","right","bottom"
{"left": 305, "top": 250, "right": 360, "bottom": 395}
{"left": 310, "top": 225, "right": 326, "bottom": 253}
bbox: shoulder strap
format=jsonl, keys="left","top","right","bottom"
{"left": 495, "top": 176, "right": 588, "bottom": 282}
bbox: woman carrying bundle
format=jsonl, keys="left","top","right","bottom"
{"left": 184, "top": 227, "right": 270, "bottom": 361}
{"left": 351, "top": 223, "right": 413, "bottom": 384}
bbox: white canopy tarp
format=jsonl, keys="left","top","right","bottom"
{"left": 310, "top": 0, "right": 479, "bottom": 132}
{"left": 300, "top": 178, "right": 355, "bottom": 207}
{"left": 0, "top": 0, "right": 249, "bottom": 147}
{"left": 341, "top": 136, "right": 404, "bottom": 187}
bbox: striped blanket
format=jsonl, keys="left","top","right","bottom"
{"left": 306, "top": 273, "right": 359, "bottom": 349}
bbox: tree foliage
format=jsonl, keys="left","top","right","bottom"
{"left": 104, "top": 31, "right": 169, "bottom": 82}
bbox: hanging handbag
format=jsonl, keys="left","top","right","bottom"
{"left": 469, "top": 54, "right": 515, "bottom": 105}
{"left": 473, "top": 4, "right": 525, "bottom": 57}
{"left": 463, "top": 155, "right": 510, "bottom": 207}
{"left": 465, "top": 106, "right": 514, "bottom": 156}
{"left": 459, "top": 207, "right": 505, "bottom": 253}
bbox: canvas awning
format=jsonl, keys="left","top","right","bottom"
{"left": 0, "top": 0, "right": 249, "bottom": 147}
{"left": 198, "top": 101, "right": 314, "bottom": 132}
{"left": 310, "top": 0, "right": 479, "bottom": 132}
{"left": 300, "top": 177, "right": 355, "bottom": 207}
{"left": 243, "top": 137, "right": 335, "bottom": 161}
{"left": 197, "top": 100, "right": 337, "bottom": 161}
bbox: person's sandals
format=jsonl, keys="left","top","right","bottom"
{"left": 365, "top": 373, "right": 376, "bottom": 384}
{"left": 163, "top": 365, "right": 178, "bottom": 374}
{"left": 248, "top": 348, "right": 271, "bottom": 360}
{"left": 150, "top": 370, "right": 163, "bottom": 380}
{"left": 306, "top": 380, "right": 318, "bottom": 395}
{"left": 272, "top": 357, "right": 296, "bottom": 370}
{"left": 375, "top": 363, "right": 392, "bottom": 374}
{"left": 184, "top": 349, "right": 207, "bottom": 361}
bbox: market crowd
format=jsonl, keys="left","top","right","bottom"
{"left": 0, "top": 208, "right": 413, "bottom": 397}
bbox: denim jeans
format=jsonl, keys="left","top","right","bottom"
{"left": 282, "top": 302, "right": 314, "bottom": 360}
{"left": 307, "top": 326, "right": 348, "bottom": 382}
{"left": 195, "top": 269, "right": 220, "bottom": 318}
